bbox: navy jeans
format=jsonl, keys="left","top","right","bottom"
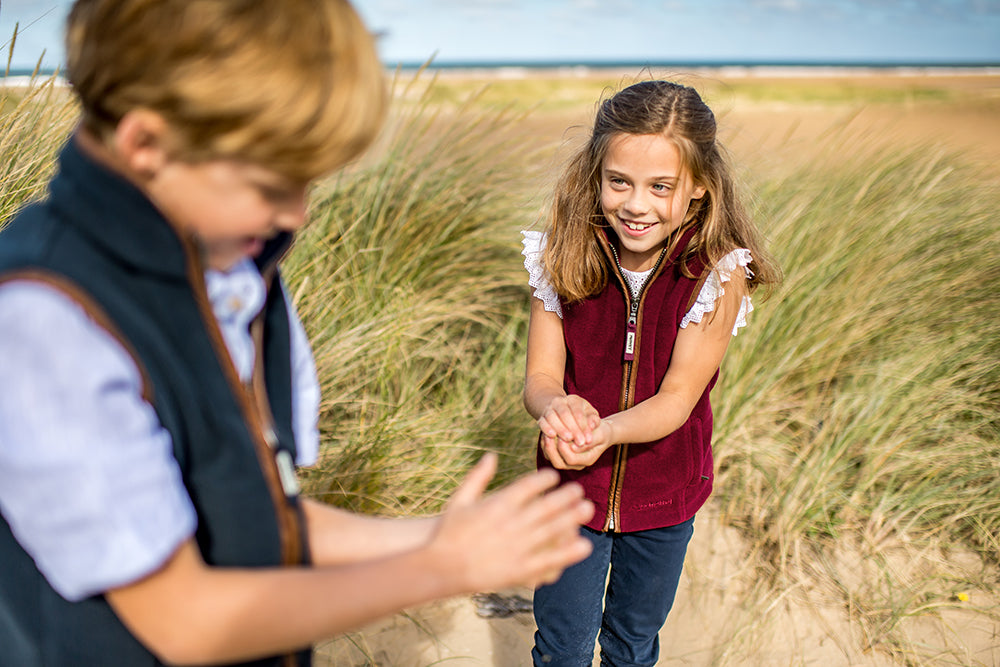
{"left": 532, "top": 517, "right": 695, "bottom": 667}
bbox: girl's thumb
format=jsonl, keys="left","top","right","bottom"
{"left": 448, "top": 452, "right": 497, "bottom": 509}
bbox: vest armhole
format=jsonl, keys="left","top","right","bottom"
{"left": 0, "top": 269, "right": 156, "bottom": 404}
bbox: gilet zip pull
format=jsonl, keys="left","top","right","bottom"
{"left": 625, "top": 300, "right": 639, "bottom": 361}
{"left": 607, "top": 242, "right": 667, "bottom": 364}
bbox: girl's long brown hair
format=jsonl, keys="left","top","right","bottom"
{"left": 544, "top": 80, "right": 781, "bottom": 303}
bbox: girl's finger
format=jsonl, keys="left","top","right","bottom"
{"left": 542, "top": 436, "right": 572, "bottom": 470}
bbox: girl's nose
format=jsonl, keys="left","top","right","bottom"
{"left": 623, "top": 191, "right": 649, "bottom": 216}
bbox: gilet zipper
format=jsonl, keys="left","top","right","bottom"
{"left": 603, "top": 242, "right": 668, "bottom": 532}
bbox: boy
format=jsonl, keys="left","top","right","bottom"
{"left": 0, "top": 1, "right": 593, "bottom": 665}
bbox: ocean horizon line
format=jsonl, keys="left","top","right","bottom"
{"left": 389, "top": 58, "right": 1000, "bottom": 70}
{"left": 5, "top": 58, "right": 1000, "bottom": 78}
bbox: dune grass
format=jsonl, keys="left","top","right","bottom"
{"left": 0, "top": 77, "right": 75, "bottom": 226}
{"left": 711, "top": 136, "right": 1000, "bottom": 662}
{"left": 284, "top": 75, "right": 546, "bottom": 515}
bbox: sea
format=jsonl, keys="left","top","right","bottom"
{"left": 3, "top": 59, "right": 999, "bottom": 86}
{"left": 386, "top": 58, "right": 1000, "bottom": 75}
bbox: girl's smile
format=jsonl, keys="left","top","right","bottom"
{"left": 600, "top": 133, "right": 705, "bottom": 272}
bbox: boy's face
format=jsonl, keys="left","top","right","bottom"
{"left": 146, "top": 158, "right": 309, "bottom": 272}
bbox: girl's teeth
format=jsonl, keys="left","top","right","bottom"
{"left": 625, "top": 221, "right": 651, "bottom": 231}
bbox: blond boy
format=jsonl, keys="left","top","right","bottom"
{"left": 0, "top": 1, "right": 592, "bottom": 665}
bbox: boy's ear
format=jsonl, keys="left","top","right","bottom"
{"left": 114, "top": 109, "right": 172, "bottom": 178}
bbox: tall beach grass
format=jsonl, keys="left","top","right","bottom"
{"left": 713, "top": 136, "right": 1000, "bottom": 662}
{"left": 0, "top": 77, "right": 75, "bottom": 226}
{"left": 284, "top": 75, "right": 546, "bottom": 515}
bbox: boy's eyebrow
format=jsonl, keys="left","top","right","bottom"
{"left": 248, "top": 169, "right": 308, "bottom": 194}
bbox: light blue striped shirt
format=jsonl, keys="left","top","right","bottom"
{"left": 0, "top": 258, "right": 319, "bottom": 601}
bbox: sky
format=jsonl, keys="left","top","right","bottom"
{"left": 1, "top": 0, "right": 999, "bottom": 71}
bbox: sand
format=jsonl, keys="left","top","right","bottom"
{"left": 314, "top": 70, "right": 1000, "bottom": 667}
{"left": 313, "top": 500, "right": 999, "bottom": 666}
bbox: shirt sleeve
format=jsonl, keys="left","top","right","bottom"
{"left": 0, "top": 281, "right": 197, "bottom": 602}
{"left": 680, "top": 248, "right": 755, "bottom": 336}
{"left": 281, "top": 282, "right": 320, "bottom": 467}
{"left": 521, "top": 230, "right": 563, "bottom": 319}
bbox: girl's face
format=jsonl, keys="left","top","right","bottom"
{"left": 600, "top": 133, "right": 706, "bottom": 272}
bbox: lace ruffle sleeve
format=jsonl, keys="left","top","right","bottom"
{"left": 680, "top": 248, "right": 754, "bottom": 336}
{"left": 521, "top": 231, "right": 562, "bottom": 319}
{"left": 521, "top": 231, "right": 564, "bottom": 319}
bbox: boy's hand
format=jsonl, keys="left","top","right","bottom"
{"left": 428, "top": 453, "right": 593, "bottom": 591}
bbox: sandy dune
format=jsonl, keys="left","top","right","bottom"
{"left": 315, "top": 499, "right": 998, "bottom": 666}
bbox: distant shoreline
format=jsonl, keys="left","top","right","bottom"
{"left": 389, "top": 60, "right": 1000, "bottom": 78}
{"left": 4, "top": 63, "right": 998, "bottom": 90}
{"left": 410, "top": 64, "right": 1000, "bottom": 80}
{"left": 4, "top": 61, "right": 1000, "bottom": 83}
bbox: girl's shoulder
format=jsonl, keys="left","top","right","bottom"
{"left": 520, "top": 231, "right": 563, "bottom": 319}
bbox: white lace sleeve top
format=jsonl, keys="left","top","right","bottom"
{"left": 521, "top": 230, "right": 754, "bottom": 336}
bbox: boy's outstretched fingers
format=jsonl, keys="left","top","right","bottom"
{"left": 493, "top": 474, "right": 594, "bottom": 587}
{"left": 446, "top": 452, "right": 498, "bottom": 510}
{"left": 520, "top": 482, "right": 594, "bottom": 588}
{"left": 431, "top": 464, "right": 593, "bottom": 593}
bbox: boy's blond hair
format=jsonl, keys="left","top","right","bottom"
{"left": 66, "top": 0, "right": 387, "bottom": 181}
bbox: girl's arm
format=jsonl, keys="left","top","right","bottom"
{"left": 105, "top": 454, "right": 593, "bottom": 666}
{"left": 523, "top": 298, "right": 601, "bottom": 468}
{"left": 555, "top": 269, "right": 748, "bottom": 470}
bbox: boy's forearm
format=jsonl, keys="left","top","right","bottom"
{"left": 108, "top": 539, "right": 463, "bottom": 665}
{"left": 302, "top": 497, "right": 438, "bottom": 566}
{"left": 109, "top": 459, "right": 593, "bottom": 665}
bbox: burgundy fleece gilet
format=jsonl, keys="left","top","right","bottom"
{"left": 540, "top": 227, "right": 716, "bottom": 532}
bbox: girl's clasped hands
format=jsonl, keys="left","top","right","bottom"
{"left": 537, "top": 395, "right": 611, "bottom": 470}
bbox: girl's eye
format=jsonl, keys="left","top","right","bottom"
{"left": 652, "top": 183, "right": 672, "bottom": 193}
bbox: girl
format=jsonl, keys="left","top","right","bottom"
{"left": 521, "top": 80, "right": 780, "bottom": 666}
